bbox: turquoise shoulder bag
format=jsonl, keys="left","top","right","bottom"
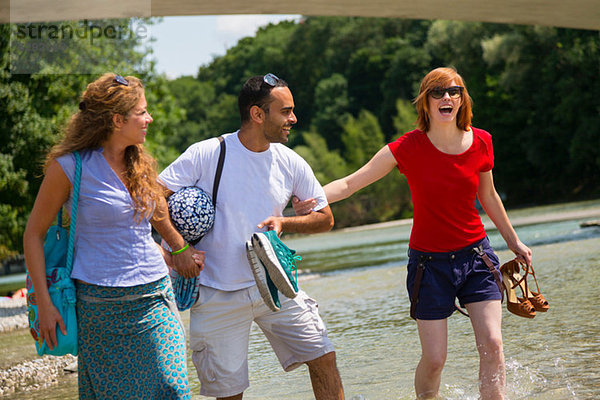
{"left": 26, "top": 151, "right": 81, "bottom": 356}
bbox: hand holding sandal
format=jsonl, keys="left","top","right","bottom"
{"left": 512, "top": 261, "right": 549, "bottom": 312}
{"left": 500, "top": 260, "right": 536, "bottom": 318}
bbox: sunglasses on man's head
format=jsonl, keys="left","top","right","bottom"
{"left": 429, "top": 86, "right": 463, "bottom": 99}
{"left": 114, "top": 75, "right": 129, "bottom": 86}
{"left": 263, "top": 73, "right": 280, "bottom": 86}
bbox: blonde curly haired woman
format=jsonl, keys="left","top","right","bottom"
{"left": 24, "top": 73, "right": 203, "bottom": 399}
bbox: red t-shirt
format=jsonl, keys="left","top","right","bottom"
{"left": 387, "top": 127, "right": 494, "bottom": 252}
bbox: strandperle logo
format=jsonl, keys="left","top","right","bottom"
{"left": 14, "top": 20, "right": 148, "bottom": 45}
{"left": 9, "top": 19, "right": 150, "bottom": 74}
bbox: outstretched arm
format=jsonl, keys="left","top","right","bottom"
{"left": 258, "top": 205, "right": 334, "bottom": 236}
{"left": 324, "top": 145, "right": 397, "bottom": 203}
{"left": 292, "top": 145, "right": 398, "bottom": 215}
{"left": 477, "top": 170, "right": 532, "bottom": 265}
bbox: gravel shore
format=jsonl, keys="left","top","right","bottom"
{"left": 0, "top": 298, "right": 28, "bottom": 333}
{"left": 0, "top": 355, "right": 77, "bottom": 396}
{"left": 0, "top": 298, "right": 78, "bottom": 397}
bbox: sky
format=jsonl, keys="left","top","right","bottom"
{"left": 149, "top": 15, "right": 300, "bottom": 79}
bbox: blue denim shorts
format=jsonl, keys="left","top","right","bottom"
{"left": 406, "top": 237, "right": 502, "bottom": 320}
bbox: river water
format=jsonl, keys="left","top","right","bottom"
{"left": 3, "top": 201, "right": 600, "bottom": 399}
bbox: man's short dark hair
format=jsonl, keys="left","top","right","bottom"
{"left": 238, "top": 74, "right": 288, "bottom": 124}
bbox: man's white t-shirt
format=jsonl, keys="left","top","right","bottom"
{"left": 159, "top": 131, "right": 328, "bottom": 291}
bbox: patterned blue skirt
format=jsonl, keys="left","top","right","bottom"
{"left": 76, "top": 276, "right": 190, "bottom": 399}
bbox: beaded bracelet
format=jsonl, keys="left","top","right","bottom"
{"left": 171, "top": 243, "right": 189, "bottom": 255}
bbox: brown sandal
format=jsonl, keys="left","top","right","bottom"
{"left": 500, "top": 260, "right": 536, "bottom": 318}
{"left": 513, "top": 262, "right": 549, "bottom": 312}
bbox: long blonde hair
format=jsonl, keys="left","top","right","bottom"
{"left": 46, "top": 73, "right": 164, "bottom": 222}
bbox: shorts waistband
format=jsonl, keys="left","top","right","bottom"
{"left": 408, "top": 237, "right": 489, "bottom": 261}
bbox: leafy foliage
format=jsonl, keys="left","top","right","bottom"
{"left": 177, "top": 17, "right": 598, "bottom": 225}
{"left": 2, "top": 17, "right": 599, "bottom": 257}
{"left": 0, "top": 19, "right": 185, "bottom": 259}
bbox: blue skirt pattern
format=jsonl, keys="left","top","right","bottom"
{"left": 76, "top": 276, "right": 190, "bottom": 399}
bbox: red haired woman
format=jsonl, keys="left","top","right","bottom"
{"left": 296, "top": 67, "right": 531, "bottom": 399}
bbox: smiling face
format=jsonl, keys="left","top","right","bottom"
{"left": 414, "top": 67, "right": 473, "bottom": 132}
{"left": 118, "top": 92, "right": 153, "bottom": 145}
{"left": 262, "top": 86, "right": 297, "bottom": 143}
{"left": 427, "top": 80, "right": 463, "bottom": 126}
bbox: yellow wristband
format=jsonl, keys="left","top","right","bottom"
{"left": 171, "top": 243, "right": 189, "bottom": 255}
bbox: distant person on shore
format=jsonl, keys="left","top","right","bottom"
{"left": 158, "top": 74, "right": 344, "bottom": 400}
{"left": 9, "top": 288, "right": 27, "bottom": 298}
{"left": 0, "top": 288, "right": 27, "bottom": 301}
{"left": 23, "top": 73, "right": 204, "bottom": 399}
{"left": 294, "top": 67, "right": 532, "bottom": 399}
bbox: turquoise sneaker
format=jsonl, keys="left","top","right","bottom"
{"left": 245, "top": 240, "right": 280, "bottom": 311}
{"left": 251, "top": 231, "right": 300, "bottom": 299}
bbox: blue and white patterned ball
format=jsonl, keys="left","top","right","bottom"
{"left": 168, "top": 187, "right": 215, "bottom": 243}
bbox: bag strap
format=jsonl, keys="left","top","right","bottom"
{"left": 212, "top": 136, "right": 226, "bottom": 207}
{"left": 66, "top": 151, "right": 82, "bottom": 276}
{"left": 188, "top": 137, "right": 225, "bottom": 247}
{"left": 454, "top": 245, "right": 505, "bottom": 318}
{"left": 56, "top": 208, "right": 63, "bottom": 226}
{"left": 473, "top": 245, "right": 504, "bottom": 303}
{"left": 410, "top": 255, "right": 427, "bottom": 320}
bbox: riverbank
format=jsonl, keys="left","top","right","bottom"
{"left": 1, "top": 199, "right": 599, "bottom": 398}
{"left": 326, "top": 200, "right": 600, "bottom": 234}
{"left": 0, "top": 355, "right": 77, "bottom": 397}
{"left": 0, "top": 298, "right": 27, "bottom": 333}
{"left": 0, "top": 299, "right": 78, "bottom": 397}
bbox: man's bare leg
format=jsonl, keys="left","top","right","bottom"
{"left": 306, "top": 352, "right": 345, "bottom": 400}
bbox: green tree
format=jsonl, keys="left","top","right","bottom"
{"left": 197, "top": 21, "right": 298, "bottom": 98}
{"left": 380, "top": 39, "right": 431, "bottom": 137}
{"left": 0, "top": 19, "right": 185, "bottom": 258}
{"left": 0, "top": 24, "right": 54, "bottom": 259}
{"left": 393, "top": 99, "right": 418, "bottom": 136}
{"left": 143, "top": 75, "right": 185, "bottom": 169}
{"left": 311, "top": 74, "right": 351, "bottom": 150}
{"left": 164, "top": 76, "right": 239, "bottom": 157}
{"left": 480, "top": 26, "right": 600, "bottom": 203}
{"left": 332, "top": 110, "right": 411, "bottom": 227}
{"left": 5, "top": 16, "right": 597, "bottom": 240}
{"left": 189, "top": 16, "right": 599, "bottom": 224}
{"left": 341, "top": 110, "right": 385, "bottom": 169}
{"left": 293, "top": 131, "right": 348, "bottom": 185}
